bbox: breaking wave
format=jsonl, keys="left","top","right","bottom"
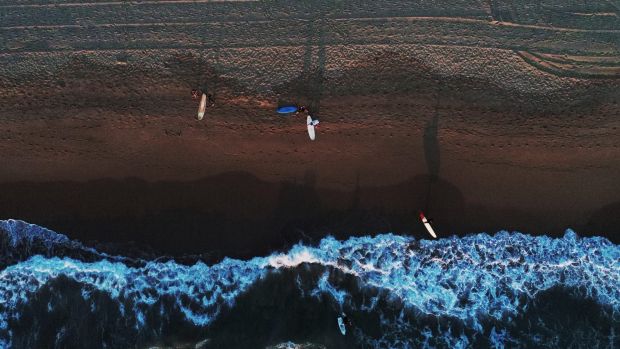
{"left": 0, "top": 220, "right": 618, "bottom": 348}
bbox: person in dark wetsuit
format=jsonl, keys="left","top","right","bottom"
{"left": 342, "top": 314, "right": 351, "bottom": 326}
{"left": 296, "top": 106, "right": 306, "bottom": 114}
{"left": 206, "top": 93, "right": 215, "bottom": 107}
{"left": 194, "top": 86, "right": 215, "bottom": 106}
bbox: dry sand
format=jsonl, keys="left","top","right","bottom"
{"left": 0, "top": 0, "right": 619, "bottom": 256}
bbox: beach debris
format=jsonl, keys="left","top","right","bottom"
{"left": 419, "top": 211, "right": 437, "bottom": 238}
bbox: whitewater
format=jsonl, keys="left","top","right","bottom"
{"left": 0, "top": 219, "right": 619, "bottom": 348}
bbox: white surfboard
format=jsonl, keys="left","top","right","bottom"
{"left": 337, "top": 316, "right": 346, "bottom": 335}
{"left": 307, "top": 115, "right": 316, "bottom": 140}
{"left": 197, "top": 93, "right": 207, "bottom": 120}
{"left": 419, "top": 212, "right": 437, "bottom": 238}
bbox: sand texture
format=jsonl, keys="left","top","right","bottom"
{"left": 1, "top": 0, "right": 619, "bottom": 255}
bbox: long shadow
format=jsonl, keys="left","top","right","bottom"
{"left": 3, "top": 170, "right": 613, "bottom": 261}
{"left": 586, "top": 201, "right": 620, "bottom": 242}
{"left": 422, "top": 85, "right": 441, "bottom": 213}
{"left": 308, "top": 16, "right": 327, "bottom": 116}
{"left": 273, "top": 170, "right": 322, "bottom": 246}
{"left": 0, "top": 172, "right": 464, "bottom": 259}
{"left": 274, "top": 7, "right": 328, "bottom": 116}
{"left": 14, "top": 52, "right": 252, "bottom": 116}
{"left": 164, "top": 53, "right": 220, "bottom": 98}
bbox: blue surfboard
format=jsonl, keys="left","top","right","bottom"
{"left": 277, "top": 105, "right": 298, "bottom": 114}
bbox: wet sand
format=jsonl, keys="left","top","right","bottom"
{"left": 0, "top": 0, "right": 619, "bottom": 256}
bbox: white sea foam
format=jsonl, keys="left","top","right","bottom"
{"left": 0, "top": 220, "right": 619, "bottom": 348}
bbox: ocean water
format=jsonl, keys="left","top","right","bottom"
{"left": 0, "top": 219, "right": 618, "bottom": 348}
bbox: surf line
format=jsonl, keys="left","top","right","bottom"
{"left": 421, "top": 83, "right": 442, "bottom": 239}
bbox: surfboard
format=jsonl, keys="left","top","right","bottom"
{"left": 197, "top": 93, "right": 207, "bottom": 120}
{"left": 307, "top": 115, "right": 316, "bottom": 140}
{"left": 277, "top": 105, "right": 298, "bottom": 114}
{"left": 419, "top": 212, "right": 437, "bottom": 238}
{"left": 337, "top": 316, "right": 346, "bottom": 335}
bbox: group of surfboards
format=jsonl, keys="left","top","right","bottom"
{"left": 193, "top": 93, "right": 437, "bottom": 238}
{"left": 192, "top": 92, "right": 438, "bottom": 238}
{"left": 192, "top": 92, "right": 320, "bottom": 140}
{"left": 276, "top": 105, "right": 320, "bottom": 141}
{"left": 191, "top": 92, "right": 439, "bottom": 338}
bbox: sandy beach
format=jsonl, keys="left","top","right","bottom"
{"left": 1, "top": 0, "right": 619, "bottom": 257}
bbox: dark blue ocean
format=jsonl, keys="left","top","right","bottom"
{"left": 1, "top": 219, "right": 618, "bottom": 348}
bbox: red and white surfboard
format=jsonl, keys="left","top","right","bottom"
{"left": 419, "top": 212, "right": 437, "bottom": 238}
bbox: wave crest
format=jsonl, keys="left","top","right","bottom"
{"left": 0, "top": 220, "right": 618, "bottom": 348}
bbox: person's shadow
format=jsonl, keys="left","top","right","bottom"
{"left": 273, "top": 8, "right": 328, "bottom": 116}
{"left": 423, "top": 109, "right": 440, "bottom": 181}
{"left": 273, "top": 170, "right": 322, "bottom": 246}
{"left": 423, "top": 86, "right": 442, "bottom": 213}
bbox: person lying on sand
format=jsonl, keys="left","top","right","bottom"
{"left": 206, "top": 93, "right": 215, "bottom": 107}
{"left": 296, "top": 105, "right": 308, "bottom": 115}
{"left": 192, "top": 89, "right": 215, "bottom": 107}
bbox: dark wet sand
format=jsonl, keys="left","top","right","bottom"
{"left": 0, "top": 0, "right": 619, "bottom": 257}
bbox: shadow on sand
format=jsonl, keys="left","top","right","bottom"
{"left": 0, "top": 171, "right": 463, "bottom": 259}
{"left": 274, "top": 10, "right": 327, "bottom": 116}
{"left": 586, "top": 201, "right": 620, "bottom": 238}
{"left": 13, "top": 169, "right": 605, "bottom": 262}
{"left": 422, "top": 84, "right": 442, "bottom": 217}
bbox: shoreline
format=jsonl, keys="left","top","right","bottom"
{"left": 1, "top": 0, "right": 619, "bottom": 256}
{"left": 1, "top": 173, "right": 618, "bottom": 262}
